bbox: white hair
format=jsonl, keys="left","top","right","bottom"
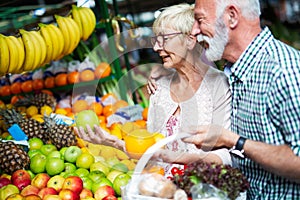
{"left": 215, "top": 0, "right": 261, "bottom": 20}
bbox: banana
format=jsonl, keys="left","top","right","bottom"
{"left": 64, "top": 16, "right": 81, "bottom": 55}
{"left": 78, "top": 7, "right": 95, "bottom": 41}
{"left": 19, "top": 29, "right": 36, "bottom": 72}
{"left": 30, "top": 30, "right": 47, "bottom": 68}
{"left": 0, "top": 34, "right": 9, "bottom": 75}
{"left": 27, "top": 30, "right": 42, "bottom": 70}
{"left": 14, "top": 36, "right": 26, "bottom": 74}
{"left": 71, "top": 5, "right": 83, "bottom": 39}
{"left": 39, "top": 23, "right": 54, "bottom": 65}
{"left": 5, "top": 35, "right": 20, "bottom": 74}
{"left": 47, "top": 23, "right": 64, "bottom": 61}
{"left": 55, "top": 15, "right": 71, "bottom": 59}
{"left": 84, "top": 7, "right": 96, "bottom": 29}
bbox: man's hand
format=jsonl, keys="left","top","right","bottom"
{"left": 147, "top": 64, "right": 173, "bottom": 94}
{"left": 74, "top": 125, "right": 125, "bottom": 151}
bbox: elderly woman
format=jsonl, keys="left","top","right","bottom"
{"left": 75, "top": 3, "right": 232, "bottom": 176}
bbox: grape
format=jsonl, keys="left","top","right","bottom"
{"left": 173, "top": 161, "right": 249, "bottom": 200}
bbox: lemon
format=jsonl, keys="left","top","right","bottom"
{"left": 40, "top": 105, "right": 53, "bottom": 116}
{"left": 26, "top": 106, "right": 38, "bottom": 117}
{"left": 55, "top": 108, "right": 68, "bottom": 115}
{"left": 31, "top": 114, "right": 44, "bottom": 123}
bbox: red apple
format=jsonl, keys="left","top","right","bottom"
{"left": 59, "top": 189, "right": 80, "bottom": 200}
{"left": 94, "top": 185, "right": 115, "bottom": 200}
{"left": 47, "top": 175, "right": 65, "bottom": 192}
{"left": 38, "top": 187, "right": 58, "bottom": 199}
{"left": 79, "top": 188, "right": 93, "bottom": 199}
{"left": 62, "top": 176, "right": 83, "bottom": 194}
{"left": 6, "top": 193, "right": 23, "bottom": 200}
{"left": 44, "top": 194, "right": 62, "bottom": 200}
{"left": 103, "top": 195, "right": 118, "bottom": 200}
{"left": 21, "top": 185, "right": 40, "bottom": 196}
{"left": 31, "top": 173, "right": 51, "bottom": 189}
{"left": 11, "top": 169, "right": 31, "bottom": 190}
{"left": 23, "top": 194, "right": 42, "bottom": 200}
{"left": 0, "top": 177, "right": 11, "bottom": 188}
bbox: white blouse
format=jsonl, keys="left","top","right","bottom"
{"left": 147, "top": 66, "right": 232, "bottom": 165}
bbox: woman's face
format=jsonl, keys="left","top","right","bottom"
{"left": 152, "top": 28, "right": 188, "bottom": 69}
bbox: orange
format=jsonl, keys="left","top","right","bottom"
{"left": 101, "top": 93, "right": 118, "bottom": 105}
{"left": 142, "top": 107, "right": 148, "bottom": 121}
{"left": 98, "top": 115, "right": 106, "bottom": 124}
{"left": 134, "top": 119, "right": 147, "bottom": 128}
{"left": 32, "top": 79, "right": 44, "bottom": 91}
{"left": 80, "top": 69, "right": 95, "bottom": 82}
{"left": 44, "top": 77, "right": 55, "bottom": 88}
{"left": 21, "top": 80, "right": 33, "bottom": 93}
{"left": 41, "top": 89, "right": 53, "bottom": 96}
{"left": 55, "top": 73, "right": 68, "bottom": 86}
{"left": 10, "top": 95, "right": 23, "bottom": 105}
{"left": 64, "top": 107, "right": 72, "bottom": 114}
{"left": 10, "top": 82, "right": 22, "bottom": 94}
{"left": 113, "top": 100, "right": 129, "bottom": 110}
{"left": 67, "top": 71, "right": 80, "bottom": 84}
{"left": 95, "top": 62, "right": 112, "bottom": 79}
{"left": 102, "top": 104, "right": 116, "bottom": 117}
{"left": 72, "top": 99, "right": 89, "bottom": 113}
{"left": 89, "top": 102, "right": 103, "bottom": 116}
{"left": 0, "top": 85, "right": 11, "bottom": 96}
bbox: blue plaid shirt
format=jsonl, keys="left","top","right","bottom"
{"left": 226, "top": 27, "right": 300, "bottom": 199}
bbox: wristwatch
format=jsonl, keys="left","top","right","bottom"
{"left": 229, "top": 136, "right": 247, "bottom": 158}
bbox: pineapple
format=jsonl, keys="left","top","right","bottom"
{"left": 14, "top": 92, "right": 57, "bottom": 110}
{"left": 0, "top": 109, "right": 49, "bottom": 144}
{"left": 0, "top": 140, "right": 30, "bottom": 174}
{"left": 43, "top": 115, "right": 77, "bottom": 150}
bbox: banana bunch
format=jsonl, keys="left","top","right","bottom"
{"left": 71, "top": 5, "right": 96, "bottom": 41}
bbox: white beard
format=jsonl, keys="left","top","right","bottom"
{"left": 196, "top": 17, "right": 229, "bottom": 62}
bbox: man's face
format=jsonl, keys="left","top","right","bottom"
{"left": 192, "top": 0, "right": 229, "bottom": 61}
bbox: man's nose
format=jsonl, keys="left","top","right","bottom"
{"left": 191, "top": 20, "right": 201, "bottom": 36}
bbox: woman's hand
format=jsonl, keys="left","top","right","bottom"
{"left": 74, "top": 124, "right": 125, "bottom": 151}
{"left": 152, "top": 149, "right": 187, "bottom": 164}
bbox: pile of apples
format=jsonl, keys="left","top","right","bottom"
{"left": 0, "top": 137, "right": 133, "bottom": 200}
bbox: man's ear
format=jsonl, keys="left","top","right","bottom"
{"left": 187, "top": 35, "right": 196, "bottom": 50}
{"left": 226, "top": 5, "right": 239, "bottom": 28}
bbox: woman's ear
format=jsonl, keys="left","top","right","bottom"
{"left": 187, "top": 35, "right": 196, "bottom": 50}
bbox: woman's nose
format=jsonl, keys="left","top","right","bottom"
{"left": 153, "top": 42, "right": 162, "bottom": 52}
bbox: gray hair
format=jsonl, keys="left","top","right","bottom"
{"left": 215, "top": 0, "right": 261, "bottom": 20}
{"left": 153, "top": 3, "right": 195, "bottom": 35}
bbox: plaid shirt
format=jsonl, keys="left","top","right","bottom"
{"left": 226, "top": 27, "right": 300, "bottom": 199}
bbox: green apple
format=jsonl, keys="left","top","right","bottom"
{"left": 26, "top": 170, "right": 35, "bottom": 180}
{"left": 59, "top": 147, "right": 68, "bottom": 160}
{"left": 106, "top": 170, "right": 124, "bottom": 183}
{"left": 45, "top": 157, "right": 65, "bottom": 176}
{"left": 113, "top": 173, "right": 131, "bottom": 196}
{"left": 0, "top": 184, "right": 19, "bottom": 200}
{"left": 75, "top": 152, "right": 95, "bottom": 169}
{"left": 28, "top": 137, "right": 44, "bottom": 150}
{"left": 63, "top": 172, "right": 78, "bottom": 178}
{"left": 28, "top": 149, "right": 43, "bottom": 159}
{"left": 41, "top": 144, "right": 57, "bottom": 156}
{"left": 47, "top": 150, "right": 62, "bottom": 159}
{"left": 64, "top": 146, "right": 82, "bottom": 163}
{"left": 91, "top": 177, "right": 112, "bottom": 193}
{"left": 88, "top": 170, "right": 105, "bottom": 183}
{"left": 30, "top": 153, "right": 47, "bottom": 173}
{"left": 105, "top": 157, "right": 120, "bottom": 168}
{"left": 81, "top": 176, "right": 93, "bottom": 190}
{"left": 90, "top": 161, "right": 110, "bottom": 175}
{"left": 111, "top": 163, "right": 129, "bottom": 173}
{"left": 75, "top": 168, "right": 90, "bottom": 178}
{"left": 64, "top": 163, "right": 77, "bottom": 174}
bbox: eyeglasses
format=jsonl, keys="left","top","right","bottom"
{"left": 151, "top": 32, "right": 183, "bottom": 47}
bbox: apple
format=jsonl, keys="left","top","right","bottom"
{"left": 38, "top": 187, "right": 58, "bottom": 199}
{"left": 0, "top": 173, "right": 11, "bottom": 180}
{"left": 105, "top": 157, "right": 120, "bottom": 168}
{"left": 11, "top": 169, "right": 31, "bottom": 190}
{"left": 44, "top": 194, "right": 62, "bottom": 200}
{"left": 47, "top": 175, "right": 65, "bottom": 192}
{"left": 64, "top": 146, "right": 82, "bottom": 163}
{"left": 75, "top": 168, "right": 89, "bottom": 178}
{"left": 81, "top": 197, "right": 95, "bottom": 200}
{"left": 59, "top": 147, "right": 68, "bottom": 160}
{"left": 41, "top": 144, "right": 57, "bottom": 156}
{"left": 94, "top": 185, "right": 115, "bottom": 200}
{"left": 75, "top": 110, "right": 99, "bottom": 132}
{"left": 79, "top": 188, "right": 93, "bottom": 199}
{"left": 112, "top": 173, "right": 131, "bottom": 196}
{"left": 90, "top": 162, "right": 110, "bottom": 175}
{"left": 6, "top": 193, "right": 23, "bottom": 200}
{"left": 91, "top": 177, "right": 113, "bottom": 194}
{"left": 28, "top": 149, "right": 43, "bottom": 159}
{"left": 59, "top": 189, "right": 80, "bottom": 200}
{"left": 75, "top": 152, "right": 95, "bottom": 169}
{"left": 31, "top": 173, "right": 51, "bottom": 189}
{"left": 0, "top": 184, "right": 19, "bottom": 200}
{"left": 64, "top": 163, "right": 77, "bottom": 174}
{"left": 103, "top": 195, "right": 118, "bottom": 200}
{"left": 20, "top": 185, "right": 40, "bottom": 196}
{"left": 28, "top": 137, "right": 44, "bottom": 150}
{"left": 0, "top": 177, "right": 11, "bottom": 189}
{"left": 30, "top": 153, "right": 47, "bottom": 173}
{"left": 23, "top": 194, "right": 42, "bottom": 200}
{"left": 46, "top": 157, "right": 65, "bottom": 176}
{"left": 81, "top": 176, "right": 93, "bottom": 190}
{"left": 62, "top": 176, "right": 83, "bottom": 194}
{"left": 111, "top": 163, "right": 128, "bottom": 173}
{"left": 88, "top": 170, "right": 105, "bottom": 183}
{"left": 26, "top": 170, "right": 35, "bottom": 180}
{"left": 47, "top": 150, "right": 62, "bottom": 159}
{"left": 63, "top": 173, "right": 78, "bottom": 179}
{"left": 106, "top": 170, "right": 124, "bottom": 184}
